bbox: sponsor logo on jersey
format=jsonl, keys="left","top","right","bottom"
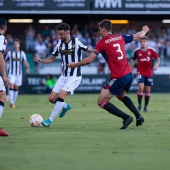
{"left": 12, "top": 58, "right": 21, "bottom": 61}
{"left": 140, "top": 56, "right": 150, "bottom": 62}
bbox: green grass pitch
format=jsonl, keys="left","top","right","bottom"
{"left": 0, "top": 93, "right": 169, "bottom": 170}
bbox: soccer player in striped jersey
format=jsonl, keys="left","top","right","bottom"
{"left": 69, "top": 19, "right": 149, "bottom": 129}
{"left": 5, "top": 38, "right": 30, "bottom": 108}
{"left": 131, "top": 36, "right": 160, "bottom": 112}
{"left": 0, "top": 18, "right": 9, "bottom": 136}
{"left": 34, "top": 23, "right": 92, "bottom": 127}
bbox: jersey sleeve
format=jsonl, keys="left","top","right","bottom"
{"left": 94, "top": 40, "right": 103, "bottom": 55}
{"left": 152, "top": 49, "right": 159, "bottom": 59}
{"left": 52, "top": 40, "right": 60, "bottom": 56}
{"left": 22, "top": 51, "right": 27, "bottom": 61}
{"left": 122, "top": 34, "right": 133, "bottom": 44}
{"left": 77, "top": 38, "right": 88, "bottom": 51}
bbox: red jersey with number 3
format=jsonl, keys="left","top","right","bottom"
{"left": 133, "top": 47, "right": 159, "bottom": 77}
{"left": 94, "top": 34, "right": 133, "bottom": 79}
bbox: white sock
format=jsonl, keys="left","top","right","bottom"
{"left": 63, "top": 103, "right": 67, "bottom": 108}
{"left": 49, "top": 101, "right": 66, "bottom": 121}
{"left": 13, "top": 90, "right": 19, "bottom": 104}
{"left": 9, "top": 89, "right": 14, "bottom": 104}
{"left": 0, "top": 105, "right": 4, "bottom": 118}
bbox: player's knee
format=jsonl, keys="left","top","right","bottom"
{"left": 98, "top": 101, "right": 108, "bottom": 109}
{"left": 137, "top": 91, "right": 143, "bottom": 95}
{"left": 145, "top": 92, "right": 151, "bottom": 96}
{"left": 0, "top": 95, "right": 6, "bottom": 103}
{"left": 48, "top": 96, "right": 56, "bottom": 103}
{"left": 116, "top": 94, "right": 126, "bottom": 101}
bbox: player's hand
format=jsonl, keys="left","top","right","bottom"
{"left": 142, "top": 25, "right": 149, "bottom": 33}
{"left": 153, "top": 65, "right": 159, "bottom": 71}
{"left": 34, "top": 54, "right": 42, "bottom": 63}
{"left": 26, "top": 68, "right": 30, "bottom": 74}
{"left": 68, "top": 62, "right": 76, "bottom": 68}
{"left": 2, "top": 75, "right": 9, "bottom": 86}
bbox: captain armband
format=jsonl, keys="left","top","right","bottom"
{"left": 92, "top": 50, "right": 99, "bottom": 55}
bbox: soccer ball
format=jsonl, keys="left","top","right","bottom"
{"left": 29, "top": 114, "right": 43, "bottom": 127}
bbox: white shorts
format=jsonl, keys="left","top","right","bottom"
{"left": 52, "top": 75, "right": 82, "bottom": 95}
{"left": 8, "top": 75, "right": 22, "bottom": 86}
{"left": 0, "top": 76, "right": 6, "bottom": 92}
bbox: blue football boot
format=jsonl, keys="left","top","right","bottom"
{"left": 41, "top": 119, "right": 52, "bottom": 127}
{"left": 59, "top": 104, "right": 71, "bottom": 118}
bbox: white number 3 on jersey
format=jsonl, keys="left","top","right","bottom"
{"left": 113, "top": 43, "right": 123, "bottom": 60}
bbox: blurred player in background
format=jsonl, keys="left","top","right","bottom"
{"left": 5, "top": 38, "right": 30, "bottom": 108}
{"left": 0, "top": 18, "right": 9, "bottom": 136}
{"left": 34, "top": 23, "right": 92, "bottom": 127}
{"left": 69, "top": 19, "right": 149, "bottom": 129}
{"left": 131, "top": 36, "right": 160, "bottom": 112}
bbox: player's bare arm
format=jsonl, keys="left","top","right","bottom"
{"left": 130, "top": 59, "right": 135, "bottom": 70}
{"left": 69, "top": 52, "right": 97, "bottom": 68}
{"left": 153, "top": 57, "right": 160, "bottom": 71}
{"left": 24, "top": 60, "right": 30, "bottom": 74}
{"left": 133, "top": 25, "right": 149, "bottom": 41}
{"left": 34, "top": 54, "right": 56, "bottom": 64}
{"left": 86, "top": 48, "right": 93, "bottom": 54}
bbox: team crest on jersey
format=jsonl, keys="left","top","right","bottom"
{"left": 148, "top": 51, "right": 151, "bottom": 55}
{"left": 72, "top": 44, "right": 75, "bottom": 49}
{"left": 139, "top": 53, "right": 142, "bottom": 56}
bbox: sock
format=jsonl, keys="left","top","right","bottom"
{"left": 0, "top": 101, "right": 4, "bottom": 118}
{"left": 9, "top": 89, "right": 14, "bottom": 104}
{"left": 145, "top": 93, "right": 150, "bottom": 107}
{"left": 122, "top": 96, "right": 141, "bottom": 119}
{"left": 102, "top": 102, "right": 130, "bottom": 120}
{"left": 13, "top": 90, "right": 19, "bottom": 104}
{"left": 49, "top": 98, "right": 66, "bottom": 121}
{"left": 137, "top": 91, "right": 143, "bottom": 105}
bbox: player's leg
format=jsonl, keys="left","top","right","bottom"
{"left": 13, "top": 75, "right": 22, "bottom": 106}
{"left": 42, "top": 90, "right": 69, "bottom": 127}
{"left": 42, "top": 75, "right": 82, "bottom": 126}
{"left": 13, "top": 85, "right": 19, "bottom": 106}
{"left": 8, "top": 75, "right": 15, "bottom": 108}
{"left": 58, "top": 76, "right": 82, "bottom": 118}
{"left": 42, "top": 76, "right": 67, "bottom": 127}
{"left": 143, "top": 76, "right": 152, "bottom": 112}
{"left": 97, "top": 78, "right": 133, "bottom": 129}
{"left": 9, "top": 84, "right": 15, "bottom": 108}
{"left": 116, "top": 73, "right": 144, "bottom": 127}
{"left": 137, "top": 76, "right": 144, "bottom": 111}
{"left": 144, "top": 86, "right": 151, "bottom": 112}
{"left": 0, "top": 77, "right": 9, "bottom": 136}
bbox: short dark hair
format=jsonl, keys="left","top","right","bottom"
{"left": 0, "top": 18, "right": 7, "bottom": 29}
{"left": 99, "top": 19, "right": 112, "bottom": 32}
{"left": 57, "top": 23, "right": 70, "bottom": 31}
{"left": 14, "top": 38, "right": 21, "bottom": 44}
{"left": 140, "top": 36, "right": 148, "bottom": 41}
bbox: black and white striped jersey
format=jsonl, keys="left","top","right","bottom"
{"left": 52, "top": 37, "right": 88, "bottom": 77}
{"left": 0, "top": 34, "right": 7, "bottom": 54}
{"left": 5, "top": 50, "right": 27, "bottom": 75}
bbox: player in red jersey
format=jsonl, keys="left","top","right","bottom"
{"left": 131, "top": 36, "right": 160, "bottom": 112}
{"left": 69, "top": 19, "right": 149, "bottom": 129}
